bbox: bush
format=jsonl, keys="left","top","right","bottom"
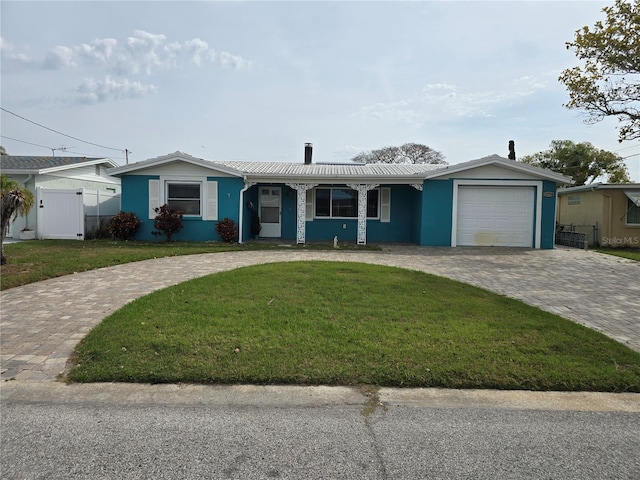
{"left": 152, "top": 204, "right": 183, "bottom": 242}
{"left": 107, "top": 212, "right": 142, "bottom": 240}
{"left": 215, "top": 218, "right": 238, "bottom": 243}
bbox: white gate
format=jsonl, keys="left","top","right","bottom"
{"left": 36, "top": 188, "right": 84, "bottom": 240}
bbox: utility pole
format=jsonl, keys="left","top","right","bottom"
{"left": 125, "top": 149, "right": 131, "bottom": 164}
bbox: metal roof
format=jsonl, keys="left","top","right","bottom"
{"left": 216, "top": 161, "right": 446, "bottom": 177}
{"left": 107, "top": 151, "right": 572, "bottom": 185}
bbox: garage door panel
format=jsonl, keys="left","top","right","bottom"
{"left": 457, "top": 186, "right": 534, "bottom": 247}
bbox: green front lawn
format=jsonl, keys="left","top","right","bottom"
{"left": 595, "top": 247, "right": 640, "bottom": 262}
{"left": 68, "top": 262, "right": 640, "bottom": 392}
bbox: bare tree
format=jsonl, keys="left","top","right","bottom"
{"left": 353, "top": 143, "right": 446, "bottom": 164}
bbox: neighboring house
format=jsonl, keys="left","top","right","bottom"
{"left": 0, "top": 156, "right": 121, "bottom": 239}
{"left": 108, "top": 147, "right": 571, "bottom": 248}
{"left": 557, "top": 183, "right": 640, "bottom": 247}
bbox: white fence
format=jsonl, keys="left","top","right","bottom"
{"left": 36, "top": 188, "right": 121, "bottom": 240}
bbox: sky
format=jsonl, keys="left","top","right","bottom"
{"left": 1, "top": 0, "right": 639, "bottom": 181}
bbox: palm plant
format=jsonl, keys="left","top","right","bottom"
{"left": 1, "top": 174, "right": 35, "bottom": 264}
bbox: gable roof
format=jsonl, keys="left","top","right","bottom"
{"left": 1, "top": 155, "right": 119, "bottom": 174}
{"left": 108, "top": 151, "right": 244, "bottom": 177}
{"left": 108, "top": 151, "right": 447, "bottom": 183}
{"left": 558, "top": 182, "right": 640, "bottom": 194}
{"left": 423, "top": 154, "right": 573, "bottom": 184}
{"left": 107, "top": 151, "right": 572, "bottom": 184}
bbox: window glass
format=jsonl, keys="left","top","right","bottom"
{"left": 167, "top": 182, "right": 201, "bottom": 215}
{"left": 627, "top": 198, "right": 640, "bottom": 224}
{"left": 315, "top": 188, "right": 331, "bottom": 217}
{"left": 332, "top": 189, "right": 357, "bottom": 217}
{"left": 314, "top": 188, "right": 380, "bottom": 218}
{"left": 367, "top": 190, "right": 379, "bottom": 218}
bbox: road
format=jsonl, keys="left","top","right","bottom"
{"left": 1, "top": 384, "right": 639, "bottom": 479}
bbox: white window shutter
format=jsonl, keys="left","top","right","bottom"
{"left": 380, "top": 187, "right": 391, "bottom": 223}
{"left": 305, "top": 189, "right": 314, "bottom": 221}
{"left": 205, "top": 181, "right": 218, "bottom": 220}
{"left": 148, "top": 179, "right": 160, "bottom": 219}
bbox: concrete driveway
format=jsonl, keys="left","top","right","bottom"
{"left": 1, "top": 246, "right": 639, "bottom": 382}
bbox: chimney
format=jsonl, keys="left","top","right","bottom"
{"left": 508, "top": 140, "right": 516, "bottom": 160}
{"left": 304, "top": 143, "right": 313, "bottom": 165}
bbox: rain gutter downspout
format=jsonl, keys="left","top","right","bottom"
{"left": 238, "top": 177, "right": 251, "bottom": 244}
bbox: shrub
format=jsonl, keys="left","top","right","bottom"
{"left": 215, "top": 218, "right": 238, "bottom": 243}
{"left": 152, "top": 204, "right": 183, "bottom": 242}
{"left": 107, "top": 211, "right": 142, "bottom": 240}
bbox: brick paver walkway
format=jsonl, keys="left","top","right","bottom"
{"left": 1, "top": 246, "right": 639, "bottom": 382}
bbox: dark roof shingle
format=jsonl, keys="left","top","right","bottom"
{"left": 0, "top": 156, "right": 107, "bottom": 171}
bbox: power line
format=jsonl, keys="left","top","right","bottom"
{"left": 1, "top": 134, "right": 126, "bottom": 160}
{"left": 613, "top": 144, "right": 639, "bottom": 153}
{"left": 1, "top": 107, "right": 124, "bottom": 152}
{"left": 0, "top": 135, "right": 52, "bottom": 150}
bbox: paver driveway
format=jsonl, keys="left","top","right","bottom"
{"left": 1, "top": 246, "right": 638, "bottom": 382}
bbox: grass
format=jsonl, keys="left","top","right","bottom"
{"left": 595, "top": 247, "right": 640, "bottom": 262}
{"left": 0, "top": 239, "right": 378, "bottom": 290}
{"left": 67, "top": 261, "right": 640, "bottom": 392}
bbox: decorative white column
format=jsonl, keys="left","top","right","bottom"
{"left": 347, "top": 184, "right": 379, "bottom": 245}
{"left": 285, "top": 183, "right": 317, "bottom": 244}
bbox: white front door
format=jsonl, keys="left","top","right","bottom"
{"left": 259, "top": 187, "right": 281, "bottom": 238}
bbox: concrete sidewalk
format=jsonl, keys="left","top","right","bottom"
{"left": 1, "top": 246, "right": 639, "bottom": 382}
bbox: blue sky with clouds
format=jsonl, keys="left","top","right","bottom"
{"left": 1, "top": 1, "right": 638, "bottom": 180}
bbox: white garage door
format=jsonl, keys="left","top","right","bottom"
{"left": 456, "top": 186, "right": 534, "bottom": 247}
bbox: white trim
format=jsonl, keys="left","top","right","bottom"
{"left": 305, "top": 189, "right": 314, "bottom": 221}
{"left": 158, "top": 175, "right": 209, "bottom": 218}
{"left": 204, "top": 181, "right": 218, "bottom": 221}
{"left": 148, "top": 179, "right": 160, "bottom": 219}
{"left": 313, "top": 187, "right": 381, "bottom": 220}
{"left": 237, "top": 180, "right": 253, "bottom": 244}
{"left": 426, "top": 155, "right": 572, "bottom": 185}
{"left": 163, "top": 179, "right": 203, "bottom": 217}
{"left": 109, "top": 152, "right": 243, "bottom": 177}
{"left": 380, "top": 187, "right": 391, "bottom": 223}
{"left": 451, "top": 179, "right": 543, "bottom": 249}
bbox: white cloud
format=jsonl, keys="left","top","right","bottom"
{"left": 75, "top": 76, "right": 158, "bottom": 104}
{"left": 217, "top": 51, "right": 251, "bottom": 70}
{"left": 0, "top": 36, "right": 34, "bottom": 67}
{"left": 358, "top": 74, "right": 557, "bottom": 126}
{"left": 41, "top": 30, "right": 251, "bottom": 75}
{"left": 43, "top": 45, "right": 76, "bottom": 69}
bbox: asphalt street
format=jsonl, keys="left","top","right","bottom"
{"left": 2, "top": 384, "right": 639, "bottom": 480}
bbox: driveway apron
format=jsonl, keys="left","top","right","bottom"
{"left": 1, "top": 246, "right": 639, "bottom": 382}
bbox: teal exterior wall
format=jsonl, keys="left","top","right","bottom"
{"left": 419, "top": 180, "right": 453, "bottom": 246}
{"left": 242, "top": 187, "right": 259, "bottom": 242}
{"left": 540, "top": 180, "right": 557, "bottom": 249}
{"left": 120, "top": 171, "right": 559, "bottom": 248}
{"left": 303, "top": 185, "right": 419, "bottom": 243}
{"left": 121, "top": 174, "right": 243, "bottom": 242}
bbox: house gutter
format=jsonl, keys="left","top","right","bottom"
{"left": 237, "top": 178, "right": 251, "bottom": 244}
